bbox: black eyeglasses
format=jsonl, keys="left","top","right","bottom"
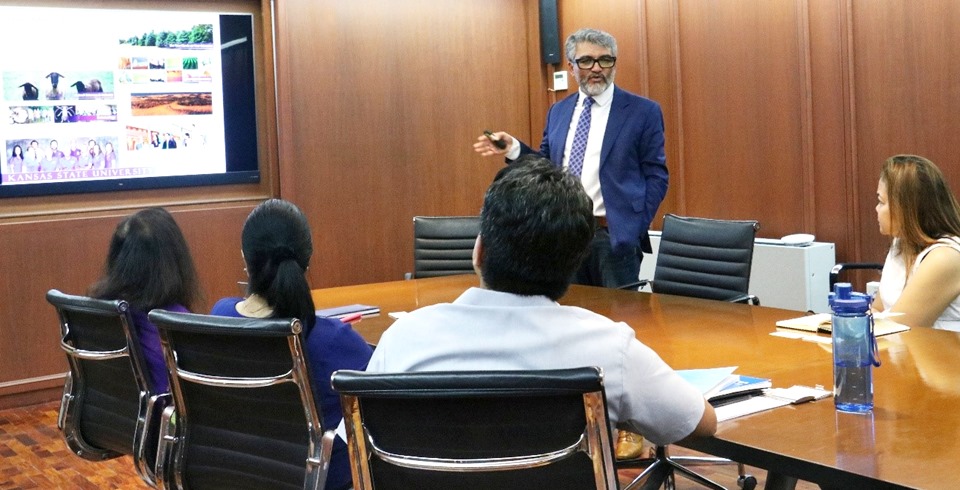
{"left": 573, "top": 56, "right": 617, "bottom": 69}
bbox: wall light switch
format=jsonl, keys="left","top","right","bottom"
{"left": 553, "top": 71, "right": 569, "bottom": 91}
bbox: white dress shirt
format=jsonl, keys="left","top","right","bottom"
{"left": 506, "top": 84, "right": 615, "bottom": 217}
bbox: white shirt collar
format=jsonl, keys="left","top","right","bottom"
{"left": 578, "top": 83, "right": 615, "bottom": 107}
{"left": 455, "top": 287, "right": 557, "bottom": 308}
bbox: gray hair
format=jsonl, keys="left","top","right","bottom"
{"left": 564, "top": 28, "right": 618, "bottom": 62}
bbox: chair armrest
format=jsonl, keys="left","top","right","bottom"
{"left": 829, "top": 262, "right": 883, "bottom": 289}
{"left": 134, "top": 392, "right": 172, "bottom": 487}
{"left": 154, "top": 404, "right": 178, "bottom": 489}
{"left": 304, "top": 430, "right": 336, "bottom": 490}
{"left": 619, "top": 279, "right": 651, "bottom": 291}
{"left": 727, "top": 294, "right": 760, "bottom": 305}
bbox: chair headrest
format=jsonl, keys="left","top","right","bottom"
{"left": 331, "top": 367, "right": 603, "bottom": 397}
{"left": 148, "top": 310, "right": 301, "bottom": 337}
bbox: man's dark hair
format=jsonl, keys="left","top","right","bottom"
{"left": 479, "top": 155, "right": 594, "bottom": 300}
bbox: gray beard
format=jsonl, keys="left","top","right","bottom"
{"left": 578, "top": 72, "right": 615, "bottom": 97}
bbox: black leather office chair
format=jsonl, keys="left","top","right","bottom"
{"left": 148, "top": 310, "right": 334, "bottom": 490}
{"left": 411, "top": 215, "right": 480, "bottom": 278}
{"left": 48, "top": 289, "right": 165, "bottom": 488}
{"left": 618, "top": 214, "right": 760, "bottom": 489}
{"left": 331, "top": 367, "right": 618, "bottom": 490}
{"left": 627, "top": 214, "right": 760, "bottom": 305}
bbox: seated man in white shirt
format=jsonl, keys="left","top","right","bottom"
{"left": 364, "top": 155, "right": 716, "bottom": 446}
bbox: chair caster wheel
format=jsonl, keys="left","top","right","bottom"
{"left": 738, "top": 474, "right": 757, "bottom": 490}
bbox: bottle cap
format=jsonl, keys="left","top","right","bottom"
{"left": 829, "top": 282, "right": 870, "bottom": 314}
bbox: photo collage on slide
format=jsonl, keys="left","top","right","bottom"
{"left": 0, "top": 7, "right": 227, "bottom": 186}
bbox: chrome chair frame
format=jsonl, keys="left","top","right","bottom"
{"left": 332, "top": 367, "right": 617, "bottom": 490}
{"left": 49, "top": 289, "right": 165, "bottom": 488}
{"left": 621, "top": 446, "right": 738, "bottom": 490}
{"left": 150, "top": 311, "right": 334, "bottom": 490}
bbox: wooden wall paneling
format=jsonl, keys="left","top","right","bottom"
{"left": 274, "top": 0, "right": 530, "bottom": 286}
{"left": 851, "top": 1, "right": 960, "bottom": 264}
{"left": 0, "top": 218, "right": 117, "bottom": 398}
{"left": 645, "top": 0, "right": 686, "bottom": 221}
{"left": 675, "top": 1, "right": 807, "bottom": 237}
{"left": 525, "top": 0, "right": 551, "bottom": 144}
{"left": 169, "top": 205, "right": 257, "bottom": 305}
{"left": 557, "top": 1, "right": 645, "bottom": 96}
{"left": 552, "top": 0, "right": 960, "bottom": 269}
{"left": 805, "top": 0, "right": 857, "bottom": 263}
{"left": 795, "top": 0, "right": 817, "bottom": 234}
{"left": 0, "top": 205, "right": 251, "bottom": 406}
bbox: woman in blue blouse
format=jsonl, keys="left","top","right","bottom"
{"left": 211, "top": 199, "right": 372, "bottom": 490}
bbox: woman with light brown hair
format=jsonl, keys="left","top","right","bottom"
{"left": 874, "top": 154, "right": 960, "bottom": 330}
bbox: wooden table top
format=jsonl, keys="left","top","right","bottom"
{"left": 313, "top": 275, "right": 959, "bottom": 489}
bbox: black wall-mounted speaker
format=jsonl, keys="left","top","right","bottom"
{"left": 539, "top": 0, "right": 561, "bottom": 64}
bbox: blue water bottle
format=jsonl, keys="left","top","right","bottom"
{"left": 829, "top": 283, "right": 880, "bottom": 412}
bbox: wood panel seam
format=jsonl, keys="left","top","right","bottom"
{"left": 796, "top": 0, "right": 816, "bottom": 234}
{"left": 636, "top": 0, "right": 650, "bottom": 96}
{"left": 669, "top": 0, "right": 686, "bottom": 214}
{"left": 841, "top": 0, "right": 861, "bottom": 261}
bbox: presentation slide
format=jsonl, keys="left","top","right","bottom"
{"left": 0, "top": 6, "right": 230, "bottom": 187}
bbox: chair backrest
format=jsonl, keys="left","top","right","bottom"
{"left": 148, "top": 310, "right": 333, "bottom": 490}
{"left": 331, "top": 367, "right": 617, "bottom": 490}
{"left": 653, "top": 214, "right": 760, "bottom": 302}
{"left": 412, "top": 216, "right": 480, "bottom": 278}
{"left": 47, "top": 289, "right": 162, "bottom": 487}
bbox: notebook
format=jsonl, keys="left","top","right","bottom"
{"left": 713, "top": 385, "right": 832, "bottom": 422}
{"left": 775, "top": 313, "right": 910, "bottom": 337}
{"left": 315, "top": 303, "right": 380, "bottom": 319}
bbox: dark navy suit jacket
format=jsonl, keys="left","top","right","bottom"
{"left": 518, "top": 85, "right": 668, "bottom": 255}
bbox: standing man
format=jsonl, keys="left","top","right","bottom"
{"left": 475, "top": 28, "right": 668, "bottom": 289}
{"left": 361, "top": 156, "right": 715, "bottom": 446}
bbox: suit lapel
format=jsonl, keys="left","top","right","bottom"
{"left": 552, "top": 94, "right": 578, "bottom": 165}
{"left": 600, "top": 86, "right": 630, "bottom": 167}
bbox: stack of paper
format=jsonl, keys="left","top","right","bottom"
{"left": 714, "top": 396, "right": 791, "bottom": 422}
{"left": 678, "top": 367, "right": 831, "bottom": 422}
{"left": 677, "top": 367, "right": 772, "bottom": 401}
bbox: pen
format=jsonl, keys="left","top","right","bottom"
{"left": 340, "top": 312, "right": 363, "bottom": 324}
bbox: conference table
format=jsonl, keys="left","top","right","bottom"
{"left": 313, "top": 275, "right": 959, "bottom": 489}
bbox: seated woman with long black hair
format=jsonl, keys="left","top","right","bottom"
{"left": 211, "top": 198, "right": 373, "bottom": 490}
{"left": 90, "top": 207, "right": 202, "bottom": 393}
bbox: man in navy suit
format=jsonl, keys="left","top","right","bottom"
{"left": 475, "top": 28, "right": 668, "bottom": 288}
